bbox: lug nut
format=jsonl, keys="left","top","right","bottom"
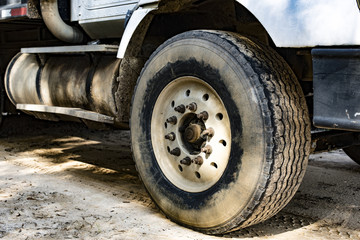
{"left": 166, "top": 116, "right": 177, "bottom": 125}
{"left": 193, "top": 156, "right": 204, "bottom": 165}
{"left": 180, "top": 157, "right": 192, "bottom": 166}
{"left": 200, "top": 128, "right": 214, "bottom": 138}
{"left": 186, "top": 102, "right": 197, "bottom": 112}
{"left": 197, "top": 111, "right": 209, "bottom": 121}
{"left": 201, "top": 145, "right": 213, "bottom": 154}
{"left": 165, "top": 132, "right": 176, "bottom": 141}
{"left": 170, "top": 148, "right": 181, "bottom": 156}
{"left": 174, "top": 104, "right": 186, "bottom": 114}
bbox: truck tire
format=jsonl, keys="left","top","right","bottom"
{"left": 0, "top": 76, "right": 4, "bottom": 126}
{"left": 130, "top": 30, "right": 311, "bottom": 234}
{"left": 343, "top": 146, "right": 360, "bottom": 165}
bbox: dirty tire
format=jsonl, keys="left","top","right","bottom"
{"left": 0, "top": 75, "right": 4, "bottom": 127}
{"left": 343, "top": 146, "right": 360, "bottom": 165}
{"left": 130, "top": 30, "right": 311, "bottom": 234}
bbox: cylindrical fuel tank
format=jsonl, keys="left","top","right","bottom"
{"left": 5, "top": 53, "right": 121, "bottom": 118}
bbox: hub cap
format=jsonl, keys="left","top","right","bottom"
{"left": 151, "top": 76, "right": 231, "bottom": 192}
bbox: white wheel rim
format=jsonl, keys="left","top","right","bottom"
{"left": 151, "top": 76, "right": 231, "bottom": 192}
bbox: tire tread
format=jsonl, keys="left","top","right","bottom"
{"left": 132, "top": 30, "right": 311, "bottom": 234}
{"left": 191, "top": 31, "right": 311, "bottom": 233}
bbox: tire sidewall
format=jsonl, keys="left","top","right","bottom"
{"left": 131, "top": 32, "right": 270, "bottom": 229}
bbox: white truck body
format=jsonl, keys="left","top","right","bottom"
{"left": 117, "top": 0, "right": 360, "bottom": 58}
{"left": 239, "top": 0, "right": 360, "bottom": 47}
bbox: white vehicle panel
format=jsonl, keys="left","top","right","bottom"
{"left": 238, "top": 0, "right": 360, "bottom": 47}
{"left": 118, "top": 0, "right": 360, "bottom": 58}
{"left": 117, "top": 7, "right": 153, "bottom": 58}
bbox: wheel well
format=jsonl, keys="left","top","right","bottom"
{"left": 139, "top": 0, "right": 272, "bottom": 58}
{"left": 117, "top": 0, "right": 313, "bottom": 122}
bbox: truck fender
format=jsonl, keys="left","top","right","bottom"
{"left": 117, "top": 0, "right": 360, "bottom": 59}
{"left": 117, "top": 2, "right": 158, "bottom": 59}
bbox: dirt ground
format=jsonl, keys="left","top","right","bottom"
{"left": 0, "top": 115, "right": 359, "bottom": 240}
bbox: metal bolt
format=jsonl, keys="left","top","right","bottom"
{"left": 180, "top": 157, "right": 192, "bottom": 166}
{"left": 193, "top": 156, "right": 204, "bottom": 165}
{"left": 200, "top": 128, "right": 214, "bottom": 138}
{"left": 186, "top": 102, "right": 197, "bottom": 112}
{"left": 165, "top": 132, "right": 176, "bottom": 141}
{"left": 170, "top": 148, "right": 181, "bottom": 156}
{"left": 201, "top": 145, "right": 213, "bottom": 154}
{"left": 166, "top": 116, "right": 177, "bottom": 125}
{"left": 174, "top": 104, "right": 186, "bottom": 114}
{"left": 197, "top": 111, "right": 209, "bottom": 121}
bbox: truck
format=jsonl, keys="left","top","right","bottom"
{"left": 1, "top": 0, "right": 360, "bottom": 234}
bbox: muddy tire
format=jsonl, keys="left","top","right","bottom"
{"left": 343, "top": 146, "right": 360, "bottom": 165}
{"left": 0, "top": 76, "right": 4, "bottom": 126}
{"left": 130, "top": 30, "right": 311, "bottom": 234}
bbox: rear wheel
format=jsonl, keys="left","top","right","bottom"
{"left": 343, "top": 145, "right": 360, "bottom": 165}
{"left": 131, "top": 30, "right": 311, "bottom": 234}
{"left": 0, "top": 75, "right": 4, "bottom": 126}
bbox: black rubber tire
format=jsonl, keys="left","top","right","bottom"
{"left": 130, "top": 30, "right": 311, "bottom": 234}
{"left": 343, "top": 145, "right": 360, "bottom": 165}
{"left": 0, "top": 75, "right": 4, "bottom": 127}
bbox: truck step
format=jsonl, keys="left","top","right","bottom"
{"left": 16, "top": 104, "right": 114, "bottom": 124}
{"left": 21, "top": 44, "right": 118, "bottom": 54}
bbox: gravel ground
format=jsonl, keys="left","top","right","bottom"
{"left": 0, "top": 116, "right": 359, "bottom": 239}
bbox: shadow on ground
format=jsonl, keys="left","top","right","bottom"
{"left": 1, "top": 115, "right": 359, "bottom": 238}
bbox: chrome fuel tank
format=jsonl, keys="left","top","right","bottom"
{"left": 5, "top": 52, "right": 121, "bottom": 118}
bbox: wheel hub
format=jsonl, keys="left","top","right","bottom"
{"left": 184, "top": 124, "right": 202, "bottom": 143}
{"left": 151, "top": 76, "right": 231, "bottom": 192}
{"left": 179, "top": 113, "right": 207, "bottom": 154}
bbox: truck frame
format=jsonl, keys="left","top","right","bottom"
{"left": 1, "top": 0, "right": 360, "bottom": 234}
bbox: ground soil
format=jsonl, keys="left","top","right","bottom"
{"left": 0, "top": 115, "right": 359, "bottom": 239}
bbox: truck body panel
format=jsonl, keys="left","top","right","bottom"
{"left": 71, "top": 0, "right": 138, "bottom": 39}
{"left": 117, "top": 0, "right": 360, "bottom": 58}
{"left": 238, "top": 0, "right": 360, "bottom": 47}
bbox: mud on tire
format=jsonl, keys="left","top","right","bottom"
{"left": 130, "top": 30, "right": 311, "bottom": 234}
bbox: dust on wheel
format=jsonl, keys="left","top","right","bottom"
{"left": 130, "top": 30, "right": 311, "bottom": 234}
{"left": 151, "top": 76, "right": 231, "bottom": 193}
